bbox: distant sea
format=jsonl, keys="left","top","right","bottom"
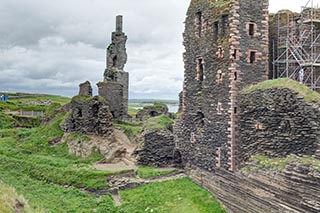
{"left": 168, "top": 104, "right": 179, "bottom": 113}
{"left": 131, "top": 104, "right": 179, "bottom": 113}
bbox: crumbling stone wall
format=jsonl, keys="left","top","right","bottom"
{"left": 78, "top": 81, "right": 93, "bottom": 96}
{"left": 62, "top": 96, "right": 113, "bottom": 136}
{"left": 97, "top": 82, "right": 125, "bottom": 120}
{"left": 174, "top": 0, "right": 269, "bottom": 172}
{"left": 136, "top": 129, "right": 181, "bottom": 167}
{"left": 239, "top": 88, "right": 320, "bottom": 165}
{"left": 101, "top": 15, "right": 129, "bottom": 117}
{"left": 136, "top": 103, "right": 169, "bottom": 120}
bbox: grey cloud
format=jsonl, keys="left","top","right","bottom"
{"left": 0, "top": 0, "right": 306, "bottom": 99}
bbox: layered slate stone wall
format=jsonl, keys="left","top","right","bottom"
{"left": 136, "top": 129, "right": 181, "bottom": 167}
{"left": 239, "top": 88, "right": 320, "bottom": 165}
{"left": 174, "top": 0, "right": 269, "bottom": 172}
{"left": 187, "top": 164, "right": 320, "bottom": 213}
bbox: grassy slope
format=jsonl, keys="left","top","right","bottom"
{"left": 0, "top": 95, "right": 227, "bottom": 212}
{"left": 0, "top": 181, "right": 33, "bottom": 213}
{"left": 242, "top": 78, "right": 320, "bottom": 104}
{"left": 143, "top": 115, "right": 174, "bottom": 131}
{"left": 0, "top": 98, "right": 117, "bottom": 212}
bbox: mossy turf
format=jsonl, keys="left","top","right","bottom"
{"left": 242, "top": 78, "right": 320, "bottom": 104}
{"left": 120, "top": 178, "right": 227, "bottom": 213}
{"left": 243, "top": 155, "right": 320, "bottom": 172}
{"left": 137, "top": 166, "right": 177, "bottom": 179}
{"left": 143, "top": 115, "right": 174, "bottom": 131}
{"left": 114, "top": 120, "right": 143, "bottom": 140}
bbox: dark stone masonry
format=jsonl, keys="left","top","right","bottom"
{"left": 78, "top": 81, "right": 93, "bottom": 97}
{"left": 239, "top": 88, "right": 320, "bottom": 165}
{"left": 62, "top": 96, "right": 113, "bottom": 136}
{"left": 97, "top": 81, "right": 124, "bottom": 119}
{"left": 174, "top": 0, "right": 320, "bottom": 212}
{"left": 98, "top": 15, "right": 129, "bottom": 119}
{"left": 75, "top": 16, "right": 129, "bottom": 121}
{"left": 174, "top": 0, "right": 269, "bottom": 172}
{"left": 136, "top": 103, "right": 169, "bottom": 121}
{"left": 136, "top": 129, "right": 181, "bottom": 167}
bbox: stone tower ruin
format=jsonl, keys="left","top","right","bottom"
{"left": 175, "top": 0, "right": 269, "bottom": 172}
{"left": 98, "top": 15, "right": 129, "bottom": 119}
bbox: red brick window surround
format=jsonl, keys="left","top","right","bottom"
{"left": 246, "top": 22, "right": 257, "bottom": 37}
{"left": 246, "top": 50, "right": 258, "bottom": 64}
{"left": 234, "top": 71, "right": 238, "bottom": 80}
{"left": 231, "top": 49, "right": 240, "bottom": 60}
{"left": 250, "top": 51, "right": 256, "bottom": 64}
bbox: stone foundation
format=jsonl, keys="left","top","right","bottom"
{"left": 187, "top": 164, "right": 320, "bottom": 213}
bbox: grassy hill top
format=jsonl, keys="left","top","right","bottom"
{"left": 242, "top": 78, "right": 320, "bottom": 104}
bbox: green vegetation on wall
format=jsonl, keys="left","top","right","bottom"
{"left": 242, "top": 78, "right": 320, "bottom": 104}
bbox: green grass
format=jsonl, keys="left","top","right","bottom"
{"left": 120, "top": 178, "right": 227, "bottom": 213}
{"left": 0, "top": 181, "right": 34, "bottom": 213}
{"left": 128, "top": 107, "right": 140, "bottom": 117}
{"left": 242, "top": 78, "right": 320, "bottom": 104}
{"left": 143, "top": 115, "right": 174, "bottom": 131}
{"left": 114, "top": 120, "right": 143, "bottom": 140}
{"left": 5, "top": 94, "right": 70, "bottom": 105}
{"left": 0, "top": 155, "right": 112, "bottom": 190}
{"left": 137, "top": 166, "right": 177, "bottom": 179}
{"left": 0, "top": 168, "right": 117, "bottom": 212}
{"left": 0, "top": 95, "right": 227, "bottom": 212}
{"left": 244, "top": 155, "right": 320, "bottom": 172}
{"left": 0, "top": 112, "right": 15, "bottom": 129}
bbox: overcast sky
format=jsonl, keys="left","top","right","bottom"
{"left": 0, "top": 0, "right": 316, "bottom": 99}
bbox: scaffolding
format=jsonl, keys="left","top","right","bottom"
{"left": 273, "top": 0, "right": 320, "bottom": 92}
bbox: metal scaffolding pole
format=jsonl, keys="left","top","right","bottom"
{"left": 273, "top": 0, "right": 320, "bottom": 92}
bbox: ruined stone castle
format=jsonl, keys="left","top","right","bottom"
{"left": 78, "top": 16, "right": 129, "bottom": 120}
{"left": 175, "top": 0, "right": 269, "bottom": 172}
{"left": 98, "top": 15, "right": 129, "bottom": 120}
{"left": 174, "top": 1, "right": 320, "bottom": 212}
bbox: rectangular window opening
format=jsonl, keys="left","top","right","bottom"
{"left": 214, "top": 21, "right": 219, "bottom": 39}
{"left": 249, "top": 23, "right": 254, "bottom": 36}
{"left": 250, "top": 51, "right": 256, "bottom": 64}
{"left": 196, "top": 11, "right": 202, "bottom": 37}
{"left": 218, "top": 102, "right": 222, "bottom": 114}
{"left": 221, "top": 15, "right": 228, "bottom": 37}
{"left": 233, "top": 49, "right": 237, "bottom": 59}
{"left": 234, "top": 107, "right": 237, "bottom": 114}
{"left": 197, "top": 58, "right": 204, "bottom": 82}
{"left": 234, "top": 72, "right": 238, "bottom": 80}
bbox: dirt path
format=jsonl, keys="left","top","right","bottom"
{"left": 93, "top": 162, "right": 137, "bottom": 172}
